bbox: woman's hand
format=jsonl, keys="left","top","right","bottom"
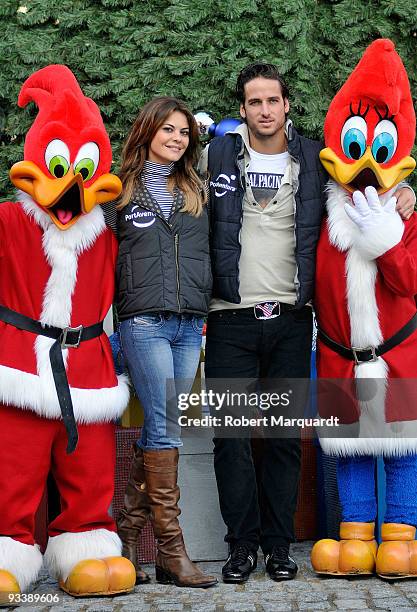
{"left": 394, "top": 186, "right": 416, "bottom": 220}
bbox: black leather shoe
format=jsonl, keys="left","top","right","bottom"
{"left": 265, "top": 545, "right": 298, "bottom": 581}
{"left": 222, "top": 545, "right": 257, "bottom": 583}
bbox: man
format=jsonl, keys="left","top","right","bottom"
{"left": 199, "top": 62, "right": 415, "bottom": 583}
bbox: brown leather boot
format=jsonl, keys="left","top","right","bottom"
{"left": 117, "top": 444, "right": 151, "bottom": 584}
{"left": 143, "top": 448, "right": 217, "bottom": 588}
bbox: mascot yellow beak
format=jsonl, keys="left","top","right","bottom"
{"left": 10, "top": 160, "right": 122, "bottom": 230}
{"left": 319, "top": 146, "right": 415, "bottom": 195}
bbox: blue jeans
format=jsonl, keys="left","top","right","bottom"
{"left": 120, "top": 313, "right": 204, "bottom": 449}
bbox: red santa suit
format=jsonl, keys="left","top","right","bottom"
{"left": 0, "top": 65, "right": 131, "bottom": 595}
{"left": 315, "top": 181, "right": 417, "bottom": 456}
{"left": 0, "top": 195, "right": 129, "bottom": 590}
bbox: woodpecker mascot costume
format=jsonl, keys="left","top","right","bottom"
{"left": 311, "top": 39, "right": 417, "bottom": 578}
{"left": 0, "top": 65, "right": 135, "bottom": 598}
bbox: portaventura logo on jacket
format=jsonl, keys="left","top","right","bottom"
{"left": 125, "top": 206, "right": 156, "bottom": 228}
{"left": 210, "top": 173, "right": 237, "bottom": 197}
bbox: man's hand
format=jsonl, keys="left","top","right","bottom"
{"left": 394, "top": 186, "right": 416, "bottom": 220}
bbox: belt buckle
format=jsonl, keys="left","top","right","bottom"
{"left": 61, "top": 325, "right": 83, "bottom": 349}
{"left": 254, "top": 301, "right": 280, "bottom": 320}
{"left": 352, "top": 345, "right": 378, "bottom": 365}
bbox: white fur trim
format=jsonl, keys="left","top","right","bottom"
{"left": 39, "top": 234, "right": 77, "bottom": 328}
{"left": 322, "top": 181, "right": 416, "bottom": 456}
{"left": 0, "top": 365, "right": 129, "bottom": 422}
{"left": 325, "top": 181, "right": 357, "bottom": 251}
{"left": 320, "top": 436, "right": 417, "bottom": 457}
{"left": 345, "top": 248, "right": 381, "bottom": 348}
{"left": 0, "top": 537, "right": 42, "bottom": 592}
{"left": 44, "top": 529, "right": 122, "bottom": 582}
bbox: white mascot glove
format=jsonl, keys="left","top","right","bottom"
{"left": 344, "top": 186, "right": 404, "bottom": 259}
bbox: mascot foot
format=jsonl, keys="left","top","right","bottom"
{"left": 0, "top": 570, "right": 20, "bottom": 605}
{"left": 311, "top": 522, "right": 377, "bottom": 575}
{"left": 377, "top": 523, "right": 417, "bottom": 579}
{"left": 60, "top": 557, "right": 136, "bottom": 597}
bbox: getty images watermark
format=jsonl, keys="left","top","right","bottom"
{"left": 165, "top": 377, "right": 417, "bottom": 440}
{"left": 176, "top": 387, "right": 339, "bottom": 432}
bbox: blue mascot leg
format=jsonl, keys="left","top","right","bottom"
{"left": 376, "top": 455, "right": 417, "bottom": 578}
{"left": 337, "top": 456, "right": 377, "bottom": 522}
{"left": 311, "top": 455, "right": 378, "bottom": 575}
{"left": 385, "top": 454, "right": 417, "bottom": 526}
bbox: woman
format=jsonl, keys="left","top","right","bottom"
{"left": 115, "top": 97, "right": 215, "bottom": 588}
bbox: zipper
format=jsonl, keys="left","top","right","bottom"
{"left": 174, "top": 234, "right": 180, "bottom": 311}
{"left": 132, "top": 191, "right": 182, "bottom": 312}
{"left": 290, "top": 154, "right": 301, "bottom": 303}
{"left": 236, "top": 146, "right": 246, "bottom": 284}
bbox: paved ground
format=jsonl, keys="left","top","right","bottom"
{"left": 4, "top": 542, "right": 417, "bottom": 611}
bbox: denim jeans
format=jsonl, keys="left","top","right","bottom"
{"left": 205, "top": 306, "right": 313, "bottom": 552}
{"left": 120, "top": 313, "right": 204, "bottom": 449}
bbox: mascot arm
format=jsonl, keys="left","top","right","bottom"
{"left": 376, "top": 215, "right": 417, "bottom": 297}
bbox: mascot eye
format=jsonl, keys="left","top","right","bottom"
{"left": 341, "top": 116, "right": 367, "bottom": 160}
{"left": 74, "top": 142, "right": 99, "bottom": 181}
{"left": 371, "top": 120, "right": 397, "bottom": 164}
{"left": 45, "top": 139, "right": 70, "bottom": 178}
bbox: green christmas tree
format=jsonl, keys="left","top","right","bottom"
{"left": 0, "top": 0, "right": 416, "bottom": 198}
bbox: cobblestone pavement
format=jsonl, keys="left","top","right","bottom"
{"left": 5, "top": 542, "right": 417, "bottom": 611}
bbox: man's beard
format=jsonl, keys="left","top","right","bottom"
{"left": 248, "top": 120, "right": 284, "bottom": 141}
{"left": 253, "top": 126, "right": 281, "bottom": 140}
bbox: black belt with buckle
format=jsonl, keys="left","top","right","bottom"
{"left": 0, "top": 304, "right": 104, "bottom": 454}
{"left": 317, "top": 312, "right": 417, "bottom": 365}
{"left": 254, "top": 301, "right": 295, "bottom": 320}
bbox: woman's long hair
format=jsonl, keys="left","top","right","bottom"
{"left": 117, "top": 97, "right": 206, "bottom": 216}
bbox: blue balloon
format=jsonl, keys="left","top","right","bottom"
{"left": 214, "top": 118, "right": 242, "bottom": 137}
{"left": 208, "top": 122, "right": 217, "bottom": 138}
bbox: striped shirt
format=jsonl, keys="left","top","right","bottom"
{"left": 142, "top": 160, "right": 175, "bottom": 219}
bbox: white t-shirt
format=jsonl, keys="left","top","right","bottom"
{"left": 205, "top": 123, "right": 299, "bottom": 312}
{"left": 247, "top": 147, "right": 290, "bottom": 208}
